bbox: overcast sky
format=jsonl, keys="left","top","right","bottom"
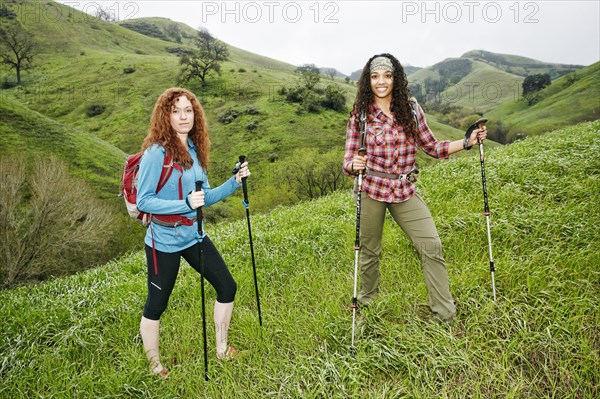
{"left": 59, "top": 1, "right": 600, "bottom": 75}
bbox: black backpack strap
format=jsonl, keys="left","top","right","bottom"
{"left": 359, "top": 111, "right": 367, "bottom": 153}
{"left": 409, "top": 97, "right": 420, "bottom": 129}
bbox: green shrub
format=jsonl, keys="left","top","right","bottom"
{"left": 218, "top": 108, "right": 241, "bottom": 124}
{"left": 1, "top": 79, "right": 17, "bottom": 89}
{"left": 303, "top": 91, "right": 322, "bottom": 113}
{"left": 321, "top": 85, "right": 346, "bottom": 112}
{"left": 120, "top": 21, "right": 169, "bottom": 41}
{"left": 245, "top": 105, "right": 260, "bottom": 115}
{"left": 86, "top": 104, "right": 105, "bottom": 117}
{"left": 166, "top": 47, "right": 189, "bottom": 56}
{"left": 284, "top": 86, "right": 306, "bottom": 103}
{"left": 0, "top": 5, "right": 16, "bottom": 19}
{"left": 245, "top": 120, "right": 259, "bottom": 131}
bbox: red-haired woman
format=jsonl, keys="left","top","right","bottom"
{"left": 137, "top": 87, "right": 249, "bottom": 377}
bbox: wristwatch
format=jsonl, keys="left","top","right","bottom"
{"left": 463, "top": 136, "right": 472, "bottom": 150}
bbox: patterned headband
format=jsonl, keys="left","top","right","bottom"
{"left": 369, "top": 56, "right": 394, "bottom": 72}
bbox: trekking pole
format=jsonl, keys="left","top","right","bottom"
{"left": 195, "top": 181, "right": 209, "bottom": 381}
{"left": 466, "top": 119, "right": 497, "bottom": 301}
{"left": 351, "top": 113, "right": 367, "bottom": 349}
{"left": 233, "top": 156, "right": 262, "bottom": 326}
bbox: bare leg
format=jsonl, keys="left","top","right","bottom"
{"left": 140, "top": 316, "right": 165, "bottom": 374}
{"left": 214, "top": 301, "right": 234, "bottom": 358}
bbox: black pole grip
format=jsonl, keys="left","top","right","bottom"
{"left": 238, "top": 155, "right": 249, "bottom": 203}
{"left": 231, "top": 156, "right": 243, "bottom": 174}
{"left": 465, "top": 118, "right": 488, "bottom": 139}
{"left": 231, "top": 155, "right": 247, "bottom": 178}
{"left": 195, "top": 181, "right": 204, "bottom": 231}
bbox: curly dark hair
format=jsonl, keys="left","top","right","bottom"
{"left": 142, "top": 87, "right": 210, "bottom": 170}
{"left": 352, "top": 53, "right": 416, "bottom": 138}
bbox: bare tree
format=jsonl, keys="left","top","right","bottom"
{"left": 95, "top": 5, "right": 118, "bottom": 22}
{"left": 324, "top": 68, "right": 336, "bottom": 80}
{"left": 0, "top": 22, "right": 37, "bottom": 85}
{"left": 178, "top": 28, "right": 229, "bottom": 87}
{"left": 0, "top": 156, "right": 116, "bottom": 288}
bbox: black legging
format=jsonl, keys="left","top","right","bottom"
{"left": 143, "top": 236, "right": 237, "bottom": 320}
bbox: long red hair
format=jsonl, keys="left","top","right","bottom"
{"left": 142, "top": 87, "right": 210, "bottom": 170}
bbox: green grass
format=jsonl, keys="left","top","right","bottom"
{"left": 1, "top": 121, "right": 598, "bottom": 398}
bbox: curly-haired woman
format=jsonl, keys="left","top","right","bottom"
{"left": 343, "top": 54, "right": 487, "bottom": 322}
{"left": 137, "top": 87, "right": 249, "bottom": 377}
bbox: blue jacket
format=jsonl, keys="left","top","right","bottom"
{"left": 136, "top": 141, "right": 240, "bottom": 252}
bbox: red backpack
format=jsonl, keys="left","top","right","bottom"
{"left": 120, "top": 151, "right": 195, "bottom": 227}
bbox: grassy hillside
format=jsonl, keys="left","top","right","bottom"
{"left": 445, "top": 60, "right": 523, "bottom": 112}
{"left": 487, "top": 62, "right": 600, "bottom": 141}
{"left": 410, "top": 58, "right": 523, "bottom": 113}
{"left": 1, "top": 121, "right": 598, "bottom": 398}
{"left": 0, "top": 1, "right": 319, "bottom": 153}
{"left": 1, "top": 0, "right": 170, "bottom": 57}
{"left": 0, "top": 96, "right": 124, "bottom": 198}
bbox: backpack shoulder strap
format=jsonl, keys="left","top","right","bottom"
{"left": 359, "top": 111, "right": 367, "bottom": 152}
{"left": 156, "top": 152, "right": 186, "bottom": 200}
{"left": 409, "top": 97, "right": 420, "bottom": 128}
{"left": 156, "top": 153, "right": 175, "bottom": 193}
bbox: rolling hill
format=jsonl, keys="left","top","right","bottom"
{"left": 407, "top": 51, "right": 586, "bottom": 114}
{"left": 461, "top": 50, "right": 583, "bottom": 79}
{"left": 409, "top": 58, "right": 524, "bottom": 113}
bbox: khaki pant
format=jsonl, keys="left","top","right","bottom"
{"left": 357, "top": 192, "right": 456, "bottom": 321}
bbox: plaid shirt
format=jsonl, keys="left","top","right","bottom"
{"left": 343, "top": 101, "right": 449, "bottom": 203}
